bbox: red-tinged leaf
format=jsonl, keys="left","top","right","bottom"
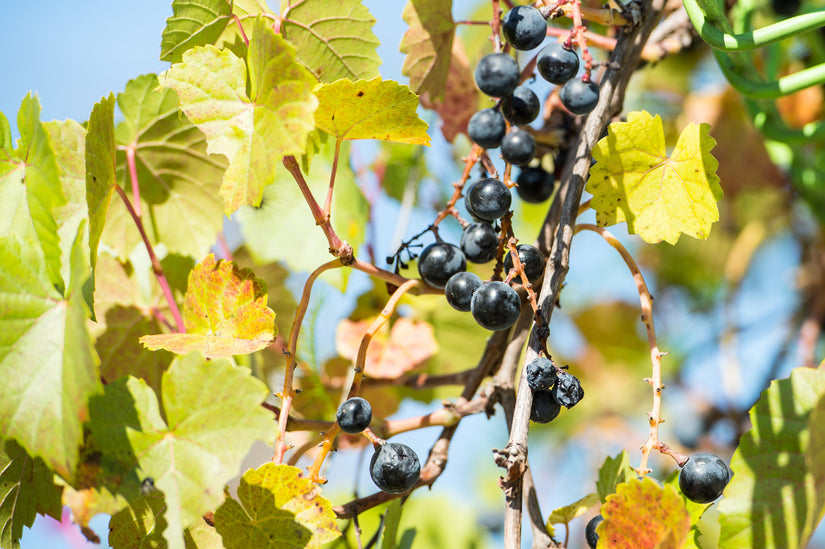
{"left": 336, "top": 317, "right": 438, "bottom": 379}
{"left": 598, "top": 477, "right": 690, "bottom": 549}
{"left": 420, "top": 37, "right": 479, "bottom": 143}
{"left": 140, "top": 254, "right": 277, "bottom": 358}
{"left": 400, "top": 0, "right": 455, "bottom": 100}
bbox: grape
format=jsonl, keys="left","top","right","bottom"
{"left": 560, "top": 78, "right": 600, "bottom": 115}
{"left": 336, "top": 397, "right": 372, "bottom": 433}
{"left": 370, "top": 442, "right": 421, "bottom": 494}
{"left": 516, "top": 166, "right": 556, "bottom": 204}
{"left": 501, "top": 130, "right": 536, "bottom": 166}
{"left": 537, "top": 43, "right": 579, "bottom": 85}
{"left": 525, "top": 357, "right": 557, "bottom": 392}
{"left": 530, "top": 390, "right": 561, "bottom": 423}
{"left": 504, "top": 244, "right": 546, "bottom": 284}
{"left": 474, "top": 53, "right": 520, "bottom": 98}
{"left": 585, "top": 515, "right": 603, "bottom": 549}
{"left": 471, "top": 281, "right": 521, "bottom": 331}
{"left": 679, "top": 452, "right": 731, "bottom": 503}
{"left": 468, "top": 108, "right": 507, "bottom": 149}
{"left": 417, "top": 242, "right": 467, "bottom": 290}
{"left": 552, "top": 370, "right": 584, "bottom": 408}
{"left": 461, "top": 223, "right": 499, "bottom": 264}
{"left": 502, "top": 5, "right": 547, "bottom": 51}
{"left": 501, "top": 85, "right": 541, "bottom": 126}
{"left": 445, "top": 271, "right": 482, "bottom": 312}
{"left": 466, "top": 178, "right": 512, "bottom": 222}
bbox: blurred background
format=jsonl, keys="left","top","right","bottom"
{"left": 4, "top": 0, "right": 824, "bottom": 547}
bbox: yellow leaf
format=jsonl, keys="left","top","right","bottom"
{"left": 546, "top": 492, "right": 600, "bottom": 528}
{"left": 587, "top": 111, "right": 722, "bottom": 245}
{"left": 400, "top": 0, "right": 455, "bottom": 100}
{"left": 313, "top": 78, "right": 430, "bottom": 145}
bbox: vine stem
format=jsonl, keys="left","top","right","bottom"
{"left": 306, "top": 279, "right": 422, "bottom": 483}
{"left": 112, "top": 185, "right": 185, "bottom": 333}
{"left": 125, "top": 144, "right": 142, "bottom": 218}
{"left": 324, "top": 138, "right": 343, "bottom": 217}
{"left": 491, "top": 0, "right": 503, "bottom": 52}
{"left": 574, "top": 224, "right": 664, "bottom": 475}
{"left": 232, "top": 13, "right": 249, "bottom": 46}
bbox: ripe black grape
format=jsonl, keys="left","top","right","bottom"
{"left": 560, "top": 78, "right": 600, "bottom": 115}
{"left": 336, "top": 397, "right": 372, "bottom": 433}
{"left": 445, "top": 271, "right": 482, "bottom": 312}
{"left": 501, "top": 130, "right": 536, "bottom": 166}
{"left": 530, "top": 390, "right": 561, "bottom": 423}
{"left": 417, "top": 242, "right": 467, "bottom": 290}
{"left": 679, "top": 452, "right": 731, "bottom": 503}
{"left": 466, "top": 178, "right": 512, "bottom": 222}
{"left": 537, "top": 43, "right": 579, "bottom": 85}
{"left": 471, "top": 281, "right": 521, "bottom": 331}
{"left": 501, "top": 86, "right": 541, "bottom": 126}
{"left": 370, "top": 442, "right": 421, "bottom": 494}
{"left": 526, "top": 357, "right": 557, "bottom": 392}
{"left": 516, "top": 166, "right": 556, "bottom": 204}
{"left": 585, "top": 514, "right": 603, "bottom": 548}
{"left": 474, "top": 53, "right": 520, "bottom": 98}
{"left": 461, "top": 223, "right": 499, "bottom": 264}
{"left": 501, "top": 5, "right": 547, "bottom": 51}
{"left": 468, "top": 108, "right": 507, "bottom": 149}
{"left": 504, "top": 244, "right": 545, "bottom": 284}
{"left": 552, "top": 370, "right": 584, "bottom": 408}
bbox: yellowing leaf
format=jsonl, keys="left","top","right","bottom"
{"left": 314, "top": 78, "right": 430, "bottom": 145}
{"left": 161, "top": 20, "right": 318, "bottom": 212}
{"left": 336, "top": 317, "right": 437, "bottom": 379}
{"left": 546, "top": 492, "right": 600, "bottom": 528}
{"left": 140, "top": 254, "right": 276, "bottom": 357}
{"left": 587, "top": 110, "right": 722, "bottom": 245}
{"left": 214, "top": 463, "right": 340, "bottom": 549}
{"left": 86, "top": 94, "right": 116, "bottom": 271}
{"left": 599, "top": 477, "right": 690, "bottom": 549}
{"left": 400, "top": 0, "right": 455, "bottom": 100}
{"left": 160, "top": 0, "right": 233, "bottom": 63}
{"left": 420, "top": 37, "right": 478, "bottom": 143}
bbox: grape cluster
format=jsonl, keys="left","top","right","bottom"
{"left": 525, "top": 357, "right": 584, "bottom": 424}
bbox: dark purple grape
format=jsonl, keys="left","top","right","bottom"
{"left": 526, "top": 357, "right": 557, "bottom": 392}
{"left": 461, "top": 223, "right": 499, "bottom": 264}
{"left": 417, "top": 242, "right": 466, "bottom": 290}
{"left": 466, "top": 178, "right": 512, "bottom": 222}
{"left": 501, "top": 130, "right": 536, "bottom": 166}
{"left": 502, "top": 5, "right": 547, "bottom": 51}
{"left": 530, "top": 390, "right": 561, "bottom": 423}
{"left": 679, "top": 453, "right": 731, "bottom": 503}
{"left": 516, "top": 166, "right": 555, "bottom": 204}
{"left": 552, "top": 370, "right": 584, "bottom": 408}
{"left": 336, "top": 397, "right": 372, "bottom": 433}
{"left": 474, "top": 53, "right": 520, "bottom": 98}
{"left": 468, "top": 108, "right": 507, "bottom": 149}
{"left": 370, "top": 442, "right": 421, "bottom": 494}
{"left": 560, "top": 78, "right": 600, "bottom": 115}
{"left": 585, "top": 515, "right": 603, "bottom": 548}
{"left": 471, "top": 281, "right": 521, "bottom": 331}
{"left": 445, "top": 271, "right": 482, "bottom": 312}
{"left": 504, "top": 244, "right": 545, "bottom": 284}
{"left": 501, "top": 86, "right": 541, "bottom": 126}
{"left": 537, "top": 43, "right": 579, "bottom": 85}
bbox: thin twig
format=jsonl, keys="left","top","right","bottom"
{"left": 324, "top": 138, "right": 343, "bottom": 217}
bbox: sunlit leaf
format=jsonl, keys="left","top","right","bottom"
{"left": 400, "top": 0, "right": 454, "bottom": 100}
{"left": 160, "top": 0, "right": 233, "bottom": 63}
{"left": 108, "top": 493, "right": 168, "bottom": 548}
{"left": 596, "top": 451, "right": 633, "bottom": 502}
{"left": 86, "top": 94, "right": 116, "bottom": 270}
{"left": 281, "top": 0, "right": 381, "bottom": 83}
{"left": 718, "top": 367, "right": 825, "bottom": 549}
{"left": 546, "top": 492, "right": 599, "bottom": 528}
{"left": 587, "top": 110, "right": 722, "bottom": 244}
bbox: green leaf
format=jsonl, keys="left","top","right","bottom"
{"left": 140, "top": 254, "right": 277, "bottom": 357}
{"left": 0, "top": 230, "right": 101, "bottom": 480}
{"left": 718, "top": 366, "right": 825, "bottom": 549}
{"left": 0, "top": 136, "right": 32, "bottom": 242}
{"left": 214, "top": 463, "right": 340, "bottom": 548}
{"left": 0, "top": 110, "right": 11, "bottom": 150}
{"left": 587, "top": 110, "right": 723, "bottom": 245}
{"left": 314, "top": 78, "right": 430, "bottom": 145}
{"left": 0, "top": 437, "right": 63, "bottom": 549}
{"left": 161, "top": 21, "right": 318, "bottom": 212}
{"left": 281, "top": 0, "right": 381, "bottom": 83}
{"left": 91, "top": 354, "right": 273, "bottom": 548}
{"left": 104, "top": 74, "right": 226, "bottom": 261}
{"left": 86, "top": 94, "right": 117, "bottom": 270}
{"left": 596, "top": 450, "right": 633, "bottom": 502}
{"left": 17, "top": 94, "right": 67, "bottom": 292}
{"left": 400, "top": 0, "right": 455, "bottom": 100}
{"left": 809, "top": 392, "right": 825, "bottom": 525}
{"left": 546, "top": 492, "right": 600, "bottom": 528}
{"left": 108, "top": 493, "right": 168, "bottom": 548}
{"left": 599, "top": 477, "right": 690, "bottom": 549}
{"left": 160, "top": 0, "right": 233, "bottom": 63}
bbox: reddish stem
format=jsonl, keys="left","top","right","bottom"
{"left": 232, "top": 14, "right": 249, "bottom": 45}
{"left": 125, "top": 145, "right": 142, "bottom": 218}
